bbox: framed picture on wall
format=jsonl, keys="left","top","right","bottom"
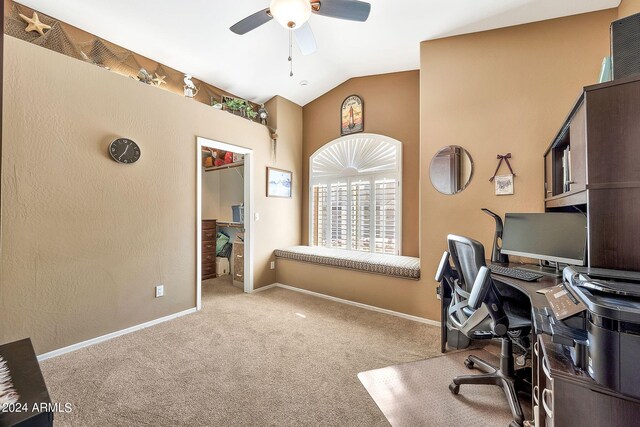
{"left": 266, "top": 167, "right": 292, "bottom": 198}
{"left": 495, "top": 174, "right": 514, "bottom": 195}
{"left": 340, "top": 95, "right": 364, "bottom": 135}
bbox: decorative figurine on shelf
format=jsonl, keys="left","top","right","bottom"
{"left": 152, "top": 73, "right": 167, "bottom": 87}
{"left": 137, "top": 68, "right": 153, "bottom": 84}
{"left": 258, "top": 104, "right": 269, "bottom": 125}
{"left": 183, "top": 75, "right": 199, "bottom": 98}
{"left": 18, "top": 11, "right": 51, "bottom": 36}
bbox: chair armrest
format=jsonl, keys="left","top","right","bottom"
{"left": 469, "top": 266, "right": 509, "bottom": 336}
{"left": 469, "top": 266, "right": 491, "bottom": 309}
{"left": 435, "top": 252, "right": 450, "bottom": 282}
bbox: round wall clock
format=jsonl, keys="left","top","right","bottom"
{"left": 109, "top": 138, "right": 141, "bottom": 164}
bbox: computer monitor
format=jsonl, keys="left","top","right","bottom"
{"left": 501, "top": 213, "right": 587, "bottom": 266}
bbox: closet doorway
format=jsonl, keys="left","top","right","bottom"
{"left": 196, "top": 136, "right": 254, "bottom": 310}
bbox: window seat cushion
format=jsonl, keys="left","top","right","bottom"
{"left": 274, "top": 246, "right": 420, "bottom": 279}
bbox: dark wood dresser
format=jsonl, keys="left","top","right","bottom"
{"left": 202, "top": 219, "right": 217, "bottom": 280}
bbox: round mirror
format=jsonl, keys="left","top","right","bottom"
{"left": 429, "top": 146, "right": 474, "bottom": 195}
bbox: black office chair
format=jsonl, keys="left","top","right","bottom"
{"left": 435, "top": 235, "right": 531, "bottom": 427}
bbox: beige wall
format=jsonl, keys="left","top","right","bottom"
{"left": 1, "top": 37, "right": 302, "bottom": 354}
{"left": 301, "top": 71, "right": 420, "bottom": 257}
{"left": 619, "top": 0, "right": 640, "bottom": 17}
{"left": 420, "top": 9, "right": 617, "bottom": 319}
{"left": 276, "top": 259, "right": 428, "bottom": 316}
{"left": 287, "top": 10, "right": 617, "bottom": 321}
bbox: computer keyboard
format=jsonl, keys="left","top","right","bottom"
{"left": 488, "top": 265, "right": 543, "bottom": 282}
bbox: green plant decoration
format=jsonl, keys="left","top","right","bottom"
{"left": 224, "top": 98, "right": 245, "bottom": 112}
{"left": 223, "top": 98, "right": 259, "bottom": 121}
{"left": 244, "top": 102, "right": 258, "bottom": 120}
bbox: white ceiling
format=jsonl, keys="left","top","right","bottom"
{"left": 21, "top": 0, "right": 620, "bottom": 106}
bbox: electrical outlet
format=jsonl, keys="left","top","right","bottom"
{"left": 270, "top": 261, "right": 275, "bottom": 270}
{"left": 155, "top": 285, "right": 164, "bottom": 298}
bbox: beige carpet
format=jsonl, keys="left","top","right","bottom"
{"left": 359, "top": 349, "right": 531, "bottom": 426}
{"left": 40, "top": 277, "right": 443, "bottom": 426}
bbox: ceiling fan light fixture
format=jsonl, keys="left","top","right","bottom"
{"left": 269, "top": 0, "right": 312, "bottom": 29}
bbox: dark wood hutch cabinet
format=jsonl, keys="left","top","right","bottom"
{"left": 544, "top": 75, "right": 640, "bottom": 272}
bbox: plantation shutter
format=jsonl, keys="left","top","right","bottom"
{"left": 329, "top": 181, "right": 348, "bottom": 249}
{"left": 310, "top": 134, "right": 402, "bottom": 255}
{"left": 374, "top": 178, "right": 398, "bottom": 255}
{"left": 312, "top": 184, "right": 328, "bottom": 246}
{"left": 350, "top": 179, "right": 371, "bottom": 252}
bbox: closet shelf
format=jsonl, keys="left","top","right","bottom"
{"left": 204, "top": 161, "right": 245, "bottom": 172}
{"left": 217, "top": 221, "right": 244, "bottom": 229}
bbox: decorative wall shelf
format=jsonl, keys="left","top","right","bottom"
{"left": 4, "top": 1, "right": 270, "bottom": 128}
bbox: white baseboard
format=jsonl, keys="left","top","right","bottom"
{"left": 37, "top": 307, "right": 197, "bottom": 361}
{"left": 38, "top": 284, "right": 439, "bottom": 361}
{"left": 250, "top": 283, "right": 278, "bottom": 293}
{"left": 270, "top": 283, "right": 440, "bottom": 327}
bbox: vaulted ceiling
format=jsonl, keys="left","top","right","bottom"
{"left": 20, "top": 0, "right": 620, "bottom": 105}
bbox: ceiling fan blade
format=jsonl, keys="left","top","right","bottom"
{"left": 294, "top": 22, "right": 318, "bottom": 55}
{"left": 230, "top": 8, "right": 273, "bottom": 35}
{"left": 312, "top": 0, "right": 371, "bottom": 22}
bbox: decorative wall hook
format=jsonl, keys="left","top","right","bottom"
{"left": 490, "top": 153, "right": 515, "bottom": 182}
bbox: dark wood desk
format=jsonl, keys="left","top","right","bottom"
{"left": 0, "top": 339, "right": 53, "bottom": 427}
{"left": 439, "top": 264, "right": 640, "bottom": 427}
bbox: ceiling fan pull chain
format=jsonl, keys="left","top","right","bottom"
{"left": 288, "top": 29, "right": 294, "bottom": 77}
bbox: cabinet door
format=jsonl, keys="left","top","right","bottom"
{"left": 532, "top": 336, "right": 546, "bottom": 426}
{"left": 588, "top": 188, "right": 640, "bottom": 271}
{"left": 568, "top": 103, "right": 586, "bottom": 192}
{"left": 544, "top": 153, "right": 553, "bottom": 198}
{"left": 539, "top": 337, "right": 555, "bottom": 427}
{"left": 586, "top": 79, "right": 640, "bottom": 185}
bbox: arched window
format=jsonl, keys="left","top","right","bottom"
{"left": 309, "top": 133, "right": 402, "bottom": 255}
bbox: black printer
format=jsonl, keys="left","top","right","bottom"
{"left": 552, "top": 266, "right": 640, "bottom": 399}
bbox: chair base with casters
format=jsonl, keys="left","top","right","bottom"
{"left": 449, "top": 337, "right": 531, "bottom": 427}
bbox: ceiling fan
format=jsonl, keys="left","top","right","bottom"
{"left": 230, "top": 0, "right": 372, "bottom": 57}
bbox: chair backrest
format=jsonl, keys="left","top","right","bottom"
{"left": 447, "top": 234, "right": 486, "bottom": 292}
{"left": 443, "top": 234, "right": 509, "bottom": 337}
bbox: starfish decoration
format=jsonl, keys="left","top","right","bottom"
{"left": 152, "top": 73, "right": 167, "bottom": 87}
{"left": 19, "top": 11, "right": 51, "bottom": 37}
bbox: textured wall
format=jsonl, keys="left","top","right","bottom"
{"left": 287, "top": 11, "right": 616, "bottom": 320}
{"left": 619, "top": 0, "right": 640, "bottom": 17}
{"left": 301, "top": 71, "right": 420, "bottom": 257}
{"left": 419, "top": 10, "right": 617, "bottom": 319}
{"left": 202, "top": 168, "right": 244, "bottom": 222}
{"left": 1, "top": 37, "right": 302, "bottom": 354}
